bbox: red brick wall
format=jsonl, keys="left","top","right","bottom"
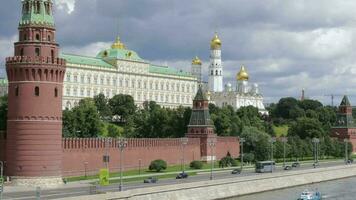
{"left": 62, "top": 138, "right": 202, "bottom": 177}
{"left": 216, "top": 137, "right": 239, "bottom": 159}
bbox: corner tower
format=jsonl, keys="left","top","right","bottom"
{"left": 208, "top": 33, "right": 223, "bottom": 92}
{"left": 5, "top": 0, "right": 66, "bottom": 186}
{"left": 186, "top": 85, "right": 217, "bottom": 161}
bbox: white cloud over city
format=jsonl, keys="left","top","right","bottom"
{"left": 2, "top": 0, "right": 356, "bottom": 104}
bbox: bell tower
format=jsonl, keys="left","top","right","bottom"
{"left": 5, "top": 0, "right": 66, "bottom": 186}
{"left": 208, "top": 33, "right": 223, "bottom": 92}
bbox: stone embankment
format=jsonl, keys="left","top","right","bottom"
{"left": 59, "top": 165, "right": 356, "bottom": 200}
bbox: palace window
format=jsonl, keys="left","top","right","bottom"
{"left": 81, "top": 75, "right": 84, "bottom": 83}
{"left": 73, "top": 75, "right": 78, "bottom": 83}
{"left": 87, "top": 90, "right": 91, "bottom": 97}
{"left": 107, "top": 78, "right": 110, "bottom": 85}
{"left": 100, "top": 77, "right": 104, "bottom": 85}
{"left": 66, "top": 87, "right": 70, "bottom": 95}
{"left": 113, "top": 78, "right": 117, "bottom": 86}
{"left": 87, "top": 76, "right": 91, "bottom": 84}
{"left": 48, "top": 35, "right": 51, "bottom": 42}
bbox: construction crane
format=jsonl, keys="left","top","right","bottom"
{"left": 324, "top": 94, "right": 356, "bottom": 107}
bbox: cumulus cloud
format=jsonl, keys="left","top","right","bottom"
{"left": 2, "top": 0, "right": 356, "bottom": 104}
{"left": 55, "top": 0, "right": 76, "bottom": 14}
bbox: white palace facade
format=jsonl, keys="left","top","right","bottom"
{"left": 61, "top": 36, "right": 198, "bottom": 109}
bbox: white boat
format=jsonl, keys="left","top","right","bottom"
{"left": 298, "top": 189, "right": 322, "bottom": 200}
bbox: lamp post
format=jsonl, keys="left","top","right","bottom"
{"left": 180, "top": 137, "right": 189, "bottom": 173}
{"left": 105, "top": 138, "right": 111, "bottom": 169}
{"left": 281, "top": 137, "right": 288, "bottom": 167}
{"left": 239, "top": 138, "right": 245, "bottom": 171}
{"left": 118, "top": 137, "right": 127, "bottom": 192}
{"left": 312, "top": 138, "right": 320, "bottom": 168}
{"left": 269, "top": 137, "right": 276, "bottom": 173}
{"left": 344, "top": 138, "right": 349, "bottom": 164}
{"left": 84, "top": 162, "right": 88, "bottom": 179}
{"left": 208, "top": 138, "right": 216, "bottom": 180}
{"left": 0, "top": 161, "right": 3, "bottom": 200}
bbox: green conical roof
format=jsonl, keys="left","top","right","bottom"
{"left": 340, "top": 95, "right": 351, "bottom": 106}
{"left": 19, "top": 0, "right": 54, "bottom": 27}
{"left": 194, "top": 85, "right": 207, "bottom": 101}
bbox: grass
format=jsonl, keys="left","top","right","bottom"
{"left": 106, "top": 172, "right": 197, "bottom": 184}
{"left": 65, "top": 162, "right": 220, "bottom": 182}
{"left": 272, "top": 125, "right": 289, "bottom": 137}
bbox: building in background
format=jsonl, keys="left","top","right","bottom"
{"left": 0, "top": 78, "right": 8, "bottom": 96}
{"left": 62, "top": 36, "right": 197, "bottom": 109}
{"left": 192, "top": 33, "right": 268, "bottom": 114}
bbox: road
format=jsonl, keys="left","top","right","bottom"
{"left": 1, "top": 160, "right": 347, "bottom": 200}
{"left": 228, "top": 175, "right": 356, "bottom": 200}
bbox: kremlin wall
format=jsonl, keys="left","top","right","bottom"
{"left": 0, "top": 134, "right": 239, "bottom": 177}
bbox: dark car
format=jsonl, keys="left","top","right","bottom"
{"left": 313, "top": 163, "right": 320, "bottom": 168}
{"left": 292, "top": 162, "right": 300, "bottom": 168}
{"left": 231, "top": 168, "right": 241, "bottom": 174}
{"left": 176, "top": 172, "right": 188, "bottom": 179}
{"left": 284, "top": 165, "right": 292, "bottom": 170}
{"left": 143, "top": 177, "right": 158, "bottom": 183}
{"left": 347, "top": 159, "right": 353, "bottom": 164}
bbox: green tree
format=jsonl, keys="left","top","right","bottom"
{"left": 298, "top": 99, "right": 323, "bottom": 111}
{"left": 0, "top": 95, "right": 8, "bottom": 131}
{"left": 288, "top": 117, "right": 325, "bottom": 139}
{"left": 275, "top": 97, "right": 298, "bottom": 119}
{"left": 107, "top": 123, "right": 124, "bottom": 138}
{"left": 240, "top": 126, "right": 271, "bottom": 161}
{"left": 62, "top": 98, "right": 102, "bottom": 138}
{"left": 149, "top": 159, "right": 167, "bottom": 172}
{"left": 93, "top": 93, "right": 111, "bottom": 119}
{"left": 109, "top": 94, "right": 136, "bottom": 123}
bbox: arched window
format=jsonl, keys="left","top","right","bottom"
{"left": 35, "top": 48, "right": 40, "bottom": 56}
{"left": 48, "top": 35, "right": 51, "bottom": 41}
{"left": 54, "top": 87, "right": 58, "bottom": 97}
{"left": 51, "top": 50, "right": 54, "bottom": 62}
{"left": 20, "top": 48, "right": 24, "bottom": 56}
{"left": 35, "top": 86, "right": 40, "bottom": 96}
{"left": 24, "top": 34, "right": 27, "bottom": 41}
{"left": 215, "top": 70, "right": 218, "bottom": 75}
{"left": 35, "top": 34, "right": 40, "bottom": 41}
{"left": 15, "top": 86, "right": 19, "bottom": 96}
{"left": 36, "top": 1, "right": 41, "bottom": 14}
{"left": 211, "top": 70, "right": 213, "bottom": 75}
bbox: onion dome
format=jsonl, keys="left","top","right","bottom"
{"left": 237, "top": 65, "right": 249, "bottom": 81}
{"left": 210, "top": 33, "right": 221, "bottom": 50}
{"left": 111, "top": 36, "right": 126, "bottom": 49}
{"left": 192, "top": 56, "right": 202, "bottom": 65}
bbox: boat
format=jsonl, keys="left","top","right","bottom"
{"left": 298, "top": 189, "right": 322, "bottom": 200}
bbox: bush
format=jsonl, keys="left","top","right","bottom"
{"left": 219, "top": 156, "right": 236, "bottom": 168}
{"left": 242, "top": 153, "right": 255, "bottom": 163}
{"left": 149, "top": 159, "right": 167, "bottom": 172}
{"left": 190, "top": 160, "right": 203, "bottom": 169}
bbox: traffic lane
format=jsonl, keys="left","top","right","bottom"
{"left": 1, "top": 160, "right": 347, "bottom": 199}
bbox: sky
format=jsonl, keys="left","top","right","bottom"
{"left": 1, "top": 0, "right": 356, "bottom": 105}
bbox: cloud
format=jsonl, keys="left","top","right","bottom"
{"left": 62, "top": 41, "right": 111, "bottom": 57}
{"left": 55, "top": 0, "right": 76, "bottom": 14}
{"left": 0, "top": 35, "right": 17, "bottom": 77}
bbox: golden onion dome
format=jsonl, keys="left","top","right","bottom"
{"left": 111, "top": 36, "right": 126, "bottom": 49}
{"left": 210, "top": 33, "right": 222, "bottom": 50}
{"left": 237, "top": 65, "right": 249, "bottom": 81}
{"left": 192, "top": 56, "right": 202, "bottom": 65}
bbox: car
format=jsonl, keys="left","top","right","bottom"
{"left": 292, "top": 162, "right": 300, "bottom": 168}
{"left": 231, "top": 168, "right": 241, "bottom": 174}
{"left": 176, "top": 172, "right": 189, "bottom": 179}
{"left": 312, "top": 163, "right": 320, "bottom": 168}
{"left": 284, "top": 165, "right": 292, "bottom": 170}
{"left": 143, "top": 177, "right": 158, "bottom": 183}
{"left": 347, "top": 159, "right": 353, "bottom": 164}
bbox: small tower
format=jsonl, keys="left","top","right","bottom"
{"left": 191, "top": 56, "right": 202, "bottom": 83}
{"left": 186, "top": 85, "right": 217, "bottom": 161}
{"left": 331, "top": 95, "right": 356, "bottom": 152}
{"left": 5, "top": 0, "right": 66, "bottom": 186}
{"left": 236, "top": 65, "right": 249, "bottom": 93}
{"left": 208, "top": 33, "right": 223, "bottom": 92}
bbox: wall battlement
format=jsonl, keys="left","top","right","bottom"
{"left": 6, "top": 56, "right": 66, "bottom": 66}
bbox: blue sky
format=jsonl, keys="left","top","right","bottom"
{"left": 2, "top": 0, "right": 356, "bottom": 105}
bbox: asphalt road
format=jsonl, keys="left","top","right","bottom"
{"left": 1, "top": 160, "right": 347, "bottom": 200}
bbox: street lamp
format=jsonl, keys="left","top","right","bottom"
{"left": 312, "top": 138, "right": 320, "bottom": 168}
{"left": 180, "top": 137, "right": 189, "bottom": 173}
{"left": 281, "top": 137, "right": 288, "bottom": 167}
{"left": 118, "top": 137, "right": 127, "bottom": 192}
{"left": 269, "top": 137, "right": 276, "bottom": 173}
{"left": 239, "top": 138, "right": 245, "bottom": 171}
{"left": 344, "top": 138, "right": 349, "bottom": 164}
{"left": 0, "top": 161, "right": 3, "bottom": 200}
{"left": 208, "top": 138, "right": 217, "bottom": 180}
{"left": 105, "top": 138, "right": 111, "bottom": 169}
{"left": 84, "top": 162, "right": 88, "bottom": 179}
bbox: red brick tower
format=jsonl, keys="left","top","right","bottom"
{"left": 331, "top": 95, "right": 356, "bottom": 152}
{"left": 186, "top": 85, "right": 217, "bottom": 161}
{"left": 5, "top": 0, "right": 66, "bottom": 186}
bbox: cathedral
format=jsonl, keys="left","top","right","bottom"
{"left": 191, "top": 33, "right": 268, "bottom": 115}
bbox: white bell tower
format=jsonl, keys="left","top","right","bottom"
{"left": 208, "top": 33, "right": 223, "bottom": 92}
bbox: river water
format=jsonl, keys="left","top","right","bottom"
{"left": 225, "top": 176, "right": 356, "bottom": 200}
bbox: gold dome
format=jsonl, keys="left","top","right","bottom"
{"left": 210, "top": 33, "right": 221, "bottom": 50}
{"left": 192, "top": 56, "right": 202, "bottom": 65}
{"left": 237, "top": 65, "right": 249, "bottom": 81}
{"left": 111, "top": 36, "right": 126, "bottom": 49}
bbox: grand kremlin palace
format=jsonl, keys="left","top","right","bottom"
{"left": 61, "top": 36, "right": 198, "bottom": 109}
